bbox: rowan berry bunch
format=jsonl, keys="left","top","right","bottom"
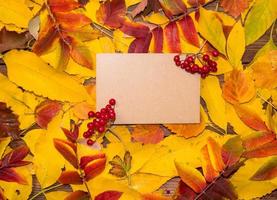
{"left": 173, "top": 50, "right": 219, "bottom": 79}
{"left": 83, "top": 98, "right": 116, "bottom": 146}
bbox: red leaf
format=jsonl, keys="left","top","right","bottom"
{"left": 84, "top": 156, "right": 106, "bottom": 181}
{"left": 178, "top": 15, "right": 200, "bottom": 47}
{"left": 120, "top": 20, "right": 150, "bottom": 38}
{"left": 58, "top": 170, "right": 83, "bottom": 185}
{"left": 128, "top": 33, "right": 152, "bottom": 53}
{"left": 65, "top": 190, "right": 89, "bottom": 200}
{"left": 54, "top": 12, "right": 91, "bottom": 31}
{"left": 35, "top": 100, "right": 62, "bottom": 129}
{"left": 159, "top": 0, "right": 187, "bottom": 18}
{"left": 0, "top": 168, "right": 28, "bottom": 185}
{"left": 164, "top": 22, "right": 181, "bottom": 53}
{"left": 151, "top": 27, "right": 163, "bottom": 53}
{"left": 242, "top": 140, "right": 277, "bottom": 158}
{"left": 242, "top": 132, "right": 276, "bottom": 151}
{"left": 95, "top": 191, "right": 122, "bottom": 200}
{"left": 61, "top": 125, "right": 79, "bottom": 143}
{"left": 220, "top": 0, "right": 249, "bottom": 18}
{"left": 80, "top": 153, "right": 106, "bottom": 169}
{"left": 175, "top": 180, "right": 196, "bottom": 200}
{"left": 188, "top": 0, "right": 205, "bottom": 6}
{"left": 0, "top": 102, "right": 20, "bottom": 138}
{"left": 96, "top": 0, "right": 126, "bottom": 28}
{"left": 32, "top": 17, "right": 59, "bottom": 55}
{"left": 48, "top": 0, "right": 80, "bottom": 12}
{"left": 53, "top": 139, "right": 78, "bottom": 168}
{"left": 130, "top": 0, "right": 148, "bottom": 18}
{"left": 2, "top": 146, "right": 29, "bottom": 168}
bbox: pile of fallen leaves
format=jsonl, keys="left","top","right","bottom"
{"left": 0, "top": 0, "right": 277, "bottom": 200}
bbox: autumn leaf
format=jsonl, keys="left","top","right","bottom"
{"left": 1, "top": 145, "right": 30, "bottom": 168}
{"left": 109, "top": 151, "right": 131, "bottom": 178}
{"left": 242, "top": 132, "right": 276, "bottom": 152}
{"left": 150, "top": 27, "right": 163, "bottom": 53}
{"left": 58, "top": 170, "right": 83, "bottom": 185}
{"left": 131, "top": 125, "right": 164, "bottom": 144}
{"left": 61, "top": 122, "right": 79, "bottom": 143}
{"left": 48, "top": 0, "right": 81, "bottom": 13}
{"left": 200, "top": 145, "right": 219, "bottom": 182}
{"left": 158, "top": 0, "right": 187, "bottom": 18}
{"left": 142, "top": 193, "right": 171, "bottom": 200}
{"left": 64, "top": 190, "right": 89, "bottom": 200}
{"left": 222, "top": 69, "right": 256, "bottom": 104}
{"left": 251, "top": 50, "right": 277, "bottom": 89}
{"left": 164, "top": 21, "right": 181, "bottom": 53}
{"left": 54, "top": 12, "right": 91, "bottom": 31}
{"left": 251, "top": 157, "right": 277, "bottom": 181}
{"left": 128, "top": 33, "right": 152, "bottom": 53}
{"left": 96, "top": 0, "right": 126, "bottom": 28}
{"left": 35, "top": 100, "right": 63, "bottom": 129}
{"left": 80, "top": 153, "right": 106, "bottom": 169}
{"left": 220, "top": 0, "right": 249, "bottom": 18}
{"left": 53, "top": 138, "right": 78, "bottom": 168}
{"left": 222, "top": 136, "right": 244, "bottom": 167}
{"left": 0, "top": 168, "right": 28, "bottom": 185}
{"left": 242, "top": 140, "right": 277, "bottom": 158}
{"left": 95, "top": 191, "right": 123, "bottom": 200}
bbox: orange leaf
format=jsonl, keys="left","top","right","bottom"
{"left": 58, "top": 170, "right": 83, "bottom": 185}
{"left": 200, "top": 145, "right": 219, "bottom": 182}
{"left": 188, "top": 0, "right": 205, "bottom": 6}
{"left": 65, "top": 190, "right": 89, "bottom": 200}
{"left": 142, "top": 193, "right": 171, "bottom": 200}
{"left": 131, "top": 125, "right": 164, "bottom": 144}
{"left": 32, "top": 17, "right": 59, "bottom": 55}
{"left": 175, "top": 161, "right": 207, "bottom": 193}
{"left": 95, "top": 191, "right": 122, "bottom": 200}
{"left": 242, "top": 132, "right": 276, "bottom": 151}
{"left": 220, "top": 0, "right": 249, "bottom": 18}
{"left": 242, "top": 140, "right": 277, "bottom": 158}
{"left": 53, "top": 138, "right": 78, "bottom": 168}
{"left": 252, "top": 50, "right": 277, "bottom": 89}
{"left": 234, "top": 104, "right": 270, "bottom": 132}
{"left": 151, "top": 27, "right": 163, "bottom": 53}
{"left": 0, "top": 168, "right": 28, "bottom": 185}
{"left": 96, "top": 0, "right": 126, "bottom": 28}
{"left": 69, "top": 39, "right": 93, "bottom": 68}
{"left": 207, "top": 137, "right": 225, "bottom": 172}
{"left": 164, "top": 21, "right": 181, "bottom": 53}
{"left": 159, "top": 0, "right": 187, "bottom": 18}
{"left": 251, "top": 157, "right": 277, "bottom": 181}
{"left": 80, "top": 153, "right": 106, "bottom": 169}
{"left": 222, "top": 69, "right": 256, "bottom": 105}
{"left": 54, "top": 12, "right": 91, "bottom": 31}
{"left": 57, "top": 39, "right": 70, "bottom": 71}
{"left": 35, "top": 100, "right": 63, "bottom": 129}
{"left": 48, "top": 0, "right": 80, "bottom": 12}
{"left": 84, "top": 155, "right": 106, "bottom": 181}
{"left": 177, "top": 15, "right": 200, "bottom": 47}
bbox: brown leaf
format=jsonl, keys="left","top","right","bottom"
{"left": 0, "top": 29, "right": 32, "bottom": 53}
{"left": 95, "top": 191, "right": 123, "bottom": 200}
{"left": 35, "top": 100, "right": 63, "bottom": 129}
{"left": 0, "top": 168, "right": 28, "bottom": 185}
{"left": 0, "top": 102, "right": 20, "bottom": 138}
{"left": 131, "top": 125, "right": 164, "bottom": 144}
{"left": 58, "top": 170, "right": 83, "bottom": 185}
{"left": 109, "top": 151, "right": 131, "bottom": 178}
{"left": 220, "top": 0, "right": 249, "bottom": 18}
{"left": 53, "top": 138, "right": 78, "bottom": 168}
{"left": 222, "top": 69, "right": 256, "bottom": 104}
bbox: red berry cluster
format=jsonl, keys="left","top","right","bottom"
{"left": 173, "top": 50, "right": 219, "bottom": 79}
{"left": 83, "top": 98, "right": 116, "bottom": 146}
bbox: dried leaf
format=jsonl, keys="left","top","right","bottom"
{"left": 220, "top": 0, "right": 249, "bottom": 18}
{"left": 222, "top": 69, "right": 256, "bottom": 104}
{"left": 84, "top": 155, "right": 106, "bottom": 181}
{"left": 70, "top": 39, "right": 93, "bottom": 68}
{"left": 54, "top": 12, "right": 91, "bottom": 31}
{"left": 164, "top": 21, "right": 181, "bottom": 53}
{"left": 109, "top": 151, "right": 131, "bottom": 178}
{"left": 200, "top": 145, "right": 219, "bottom": 182}
{"left": 207, "top": 137, "right": 225, "bottom": 172}
{"left": 48, "top": 0, "right": 80, "bottom": 12}
{"left": 0, "top": 168, "right": 27, "bottom": 185}
{"left": 251, "top": 157, "right": 277, "bottom": 181}
{"left": 130, "top": 0, "right": 148, "bottom": 18}
{"left": 58, "top": 170, "right": 83, "bottom": 185}
{"left": 242, "top": 132, "right": 276, "bottom": 151}
{"left": 64, "top": 190, "right": 89, "bottom": 200}
{"left": 242, "top": 140, "right": 277, "bottom": 158}
{"left": 80, "top": 153, "right": 106, "bottom": 169}
{"left": 128, "top": 33, "right": 152, "bottom": 53}
{"left": 95, "top": 191, "right": 123, "bottom": 200}
{"left": 177, "top": 15, "right": 199, "bottom": 47}
{"left": 159, "top": 0, "right": 187, "bottom": 18}
{"left": 35, "top": 100, "right": 63, "bottom": 129}
{"left": 1, "top": 145, "right": 30, "bottom": 168}
{"left": 131, "top": 125, "right": 164, "bottom": 144}
{"left": 150, "top": 27, "right": 163, "bottom": 53}
{"left": 120, "top": 20, "right": 150, "bottom": 38}
{"left": 222, "top": 136, "right": 243, "bottom": 167}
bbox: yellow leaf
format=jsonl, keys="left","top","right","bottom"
{"left": 113, "top": 29, "right": 134, "bottom": 53}
{"left": 0, "top": 0, "right": 33, "bottom": 29}
{"left": 231, "top": 157, "right": 277, "bottom": 199}
{"left": 227, "top": 21, "right": 245, "bottom": 68}
{"left": 0, "top": 137, "right": 10, "bottom": 156}
{"left": 201, "top": 76, "right": 227, "bottom": 129}
{"left": 4, "top": 50, "right": 91, "bottom": 103}
{"left": 105, "top": 126, "right": 132, "bottom": 144}
{"left": 245, "top": 0, "right": 277, "bottom": 45}
{"left": 125, "top": 0, "right": 141, "bottom": 7}
{"left": 45, "top": 191, "right": 69, "bottom": 200}
{"left": 214, "top": 56, "right": 233, "bottom": 75}
{"left": 143, "top": 12, "right": 169, "bottom": 25}
{"left": 198, "top": 7, "right": 226, "bottom": 55}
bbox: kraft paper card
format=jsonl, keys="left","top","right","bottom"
{"left": 96, "top": 54, "right": 200, "bottom": 124}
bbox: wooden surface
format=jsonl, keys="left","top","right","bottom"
{"left": 1, "top": 1, "right": 276, "bottom": 199}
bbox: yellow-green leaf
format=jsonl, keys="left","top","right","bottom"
{"left": 244, "top": 0, "right": 277, "bottom": 45}
{"left": 227, "top": 20, "right": 245, "bottom": 68}
{"left": 4, "top": 50, "right": 91, "bottom": 103}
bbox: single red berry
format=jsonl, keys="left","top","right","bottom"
{"left": 87, "top": 122, "right": 94, "bottom": 129}
{"left": 202, "top": 65, "right": 209, "bottom": 73}
{"left": 180, "top": 62, "right": 186, "bottom": 69}
{"left": 83, "top": 131, "right": 90, "bottom": 138}
{"left": 203, "top": 54, "right": 210, "bottom": 61}
{"left": 93, "top": 119, "right": 100, "bottom": 128}
{"left": 201, "top": 73, "right": 207, "bottom": 79}
{"left": 100, "top": 113, "right": 105, "bottom": 120}
{"left": 95, "top": 112, "right": 101, "bottom": 118}
{"left": 109, "top": 112, "right": 116, "bottom": 120}
{"left": 99, "top": 119, "right": 106, "bottom": 126}
{"left": 211, "top": 66, "right": 218, "bottom": 72}
{"left": 175, "top": 60, "right": 181, "bottom": 66}
{"left": 88, "top": 111, "right": 95, "bottom": 118}
{"left": 87, "top": 139, "right": 95, "bottom": 146}
{"left": 100, "top": 108, "right": 107, "bottom": 114}
{"left": 106, "top": 104, "right": 112, "bottom": 110}
{"left": 186, "top": 56, "right": 194, "bottom": 63}
{"left": 109, "top": 98, "right": 116, "bottom": 106}
{"left": 183, "top": 60, "right": 189, "bottom": 67}
{"left": 108, "top": 108, "right": 115, "bottom": 113}
{"left": 174, "top": 55, "right": 180, "bottom": 63}
{"left": 212, "top": 50, "right": 219, "bottom": 57}
{"left": 191, "top": 64, "right": 199, "bottom": 73}
{"left": 88, "top": 129, "right": 94, "bottom": 134}
{"left": 211, "top": 61, "right": 217, "bottom": 68}
{"left": 185, "top": 66, "right": 192, "bottom": 72}
{"left": 98, "top": 126, "right": 105, "bottom": 133}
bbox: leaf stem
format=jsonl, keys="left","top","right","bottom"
{"left": 29, "top": 183, "right": 63, "bottom": 200}
{"left": 257, "top": 92, "right": 277, "bottom": 111}
{"left": 270, "top": 20, "right": 276, "bottom": 39}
